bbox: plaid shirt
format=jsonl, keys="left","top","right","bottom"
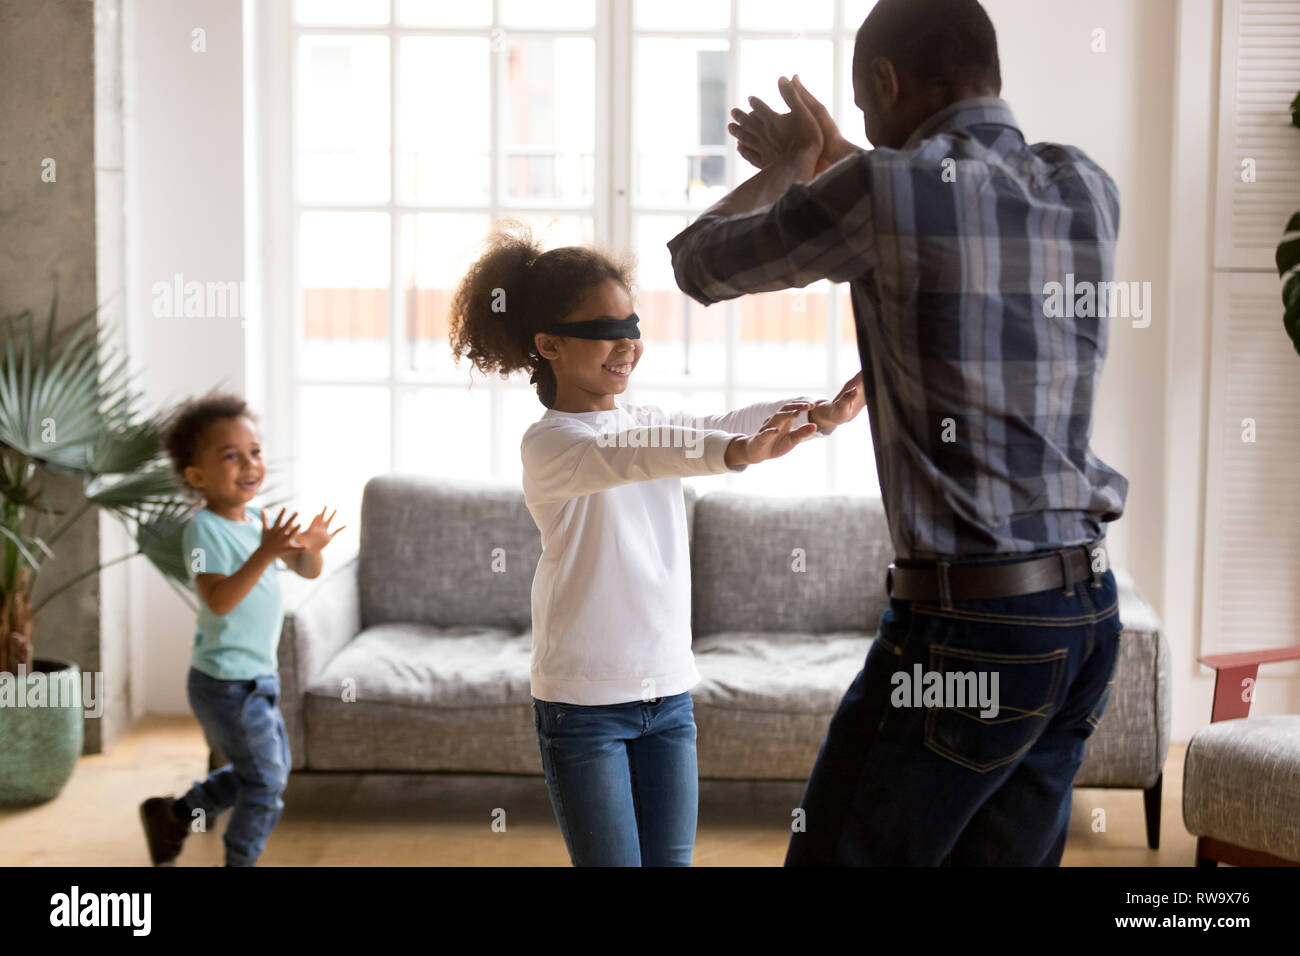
{"left": 667, "top": 96, "right": 1129, "bottom": 559}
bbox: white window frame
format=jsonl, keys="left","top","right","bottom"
{"left": 253, "top": 0, "right": 871, "bottom": 508}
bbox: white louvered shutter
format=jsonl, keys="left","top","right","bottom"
{"left": 1201, "top": 0, "right": 1300, "bottom": 654}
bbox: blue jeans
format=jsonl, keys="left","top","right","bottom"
{"left": 786, "top": 555, "right": 1122, "bottom": 866}
{"left": 532, "top": 691, "right": 698, "bottom": 866}
{"left": 181, "top": 668, "right": 290, "bottom": 867}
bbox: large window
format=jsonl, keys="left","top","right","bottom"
{"left": 275, "top": 0, "right": 880, "bottom": 547}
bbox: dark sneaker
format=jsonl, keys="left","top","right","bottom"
{"left": 139, "top": 796, "right": 190, "bottom": 865}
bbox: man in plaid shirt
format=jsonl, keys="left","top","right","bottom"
{"left": 668, "top": 0, "right": 1129, "bottom": 865}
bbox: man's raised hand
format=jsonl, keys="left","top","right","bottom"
{"left": 810, "top": 371, "right": 867, "bottom": 433}
{"left": 730, "top": 75, "right": 858, "bottom": 176}
{"left": 727, "top": 75, "right": 824, "bottom": 171}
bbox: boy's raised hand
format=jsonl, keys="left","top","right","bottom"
{"left": 258, "top": 507, "right": 307, "bottom": 560}
{"left": 724, "top": 402, "right": 819, "bottom": 469}
{"left": 295, "top": 506, "right": 346, "bottom": 552}
{"left": 810, "top": 371, "right": 867, "bottom": 432}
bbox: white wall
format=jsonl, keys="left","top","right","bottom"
{"left": 123, "top": 0, "right": 247, "bottom": 715}
{"left": 122, "top": 0, "right": 1254, "bottom": 738}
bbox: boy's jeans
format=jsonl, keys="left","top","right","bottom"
{"left": 181, "top": 668, "right": 290, "bottom": 867}
{"left": 532, "top": 691, "right": 698, "bottom": 866}
{"left": 786, "top": 559, "right": 1122, "bottom": 866}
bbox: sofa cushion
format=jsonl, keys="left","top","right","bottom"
{"left": 359, "top": 475, "right": 540, "bottom": 631}
{"left": 302, "top": 623, "right": 537, "bottom": 772}
{"left": 358, "top": 474, "right": 699, "bottom": 632}
{"left": 1183, "top": 715, "right": 1300, "bottom": 862}
{"left": 304, "top": 622, "right": 533, "bottom": 708}
{"left": 692, "top": 631, "right": 872, "bottom": 713}
{"left": 691, "top": 492, "right": 893, "bottom": 637}
{"left": 691, "top": 630, "right": 872, "bottom": 779}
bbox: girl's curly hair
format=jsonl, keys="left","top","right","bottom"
{"left": 449, "top": 219, "right": 636, "bottom": 408}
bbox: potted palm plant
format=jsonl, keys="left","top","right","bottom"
{"left": 0, "top": 293, "right": 197, "bottom": 805}
{"left": 1279, "top": 91, "right": 1300, "bottom": 356}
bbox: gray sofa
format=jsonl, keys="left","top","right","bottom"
{"left": 275, "top": 474, "right": 1171, "bottom": 846}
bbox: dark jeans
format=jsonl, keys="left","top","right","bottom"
{"left": 181, "top": 668, "right": 290, "bottom": 867}
{"left": 532, "top": 691, "right": 698, "bottom": 866}
{"left": 786, "top": 554, "right": 1121, "bottom": 866}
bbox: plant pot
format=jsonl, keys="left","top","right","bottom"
{"left": 0, "top": 657, "right": 85, "bottom": 806}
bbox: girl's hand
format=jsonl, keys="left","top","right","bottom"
{"left": 810, "top": 372, "right": 866, "bottom": 432}
{"left": 295, "top": 506, "right": 346, "bottom": 553}
{"left": 725, "top": 402, "right": 819, "bottom": 468}
{"left": 727, "top": 75, "right": 824, "bottom": 172}
{"left": 257, "top": 508, "right": 307, "bottom": 561}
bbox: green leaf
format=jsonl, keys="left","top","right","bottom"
{"left": 0, "top": 524, "right": 41, "bottom": 572}
{"left": 1285, "top": 271, "right": 1300, "bottom": 358}
{"left": 88, "top": 420, "right": 164, "bottom": 475}
{"left": 1278, "top": 235, "right": 1300, "bottom": 278}
{"left": 85, "top": 464, "right": 184, "bottom": 512}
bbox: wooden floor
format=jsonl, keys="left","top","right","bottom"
{"left": 0, "top": 715, "right": 1195, "bottom": 866}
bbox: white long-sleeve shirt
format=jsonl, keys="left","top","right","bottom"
{"left": 520, "top": 397, "right": 822, "bottom": 705}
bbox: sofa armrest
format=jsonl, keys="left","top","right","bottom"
{"left": 1197, "top": 644, "right": 1300, "bottom": 722}
{"left": 277, "top": 553, "right": 361, "bottom": 770}
{"left": 1076, "top": 567, "right": 1171, "bottom": 790}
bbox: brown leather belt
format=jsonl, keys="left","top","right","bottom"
{"left": 886, "top": 538, "right": 1107, "bottom": 606}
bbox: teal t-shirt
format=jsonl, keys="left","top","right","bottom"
{"left": 181, "top": 505, "right": 284, "bottom": 680}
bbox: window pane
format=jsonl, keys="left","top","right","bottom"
{"left": 735, "top": 282, "right": 831, "bottom": 389}
{"left": 300, "top": 212, "right": 390, "bottom": 379}
{"left": 400, "top": 38, "right": 490, "bottom": 204}
{"left": 501, "top": 385, "right": 549, "bottom": 485}
{"left": 503, "top": 37, "right": 596, "bottom": 204}
{"left": 840, "top": 39, "right": 871, "bottom": 149}
{"left": 636, "top": 0, "right": 730, "bottom": 30}
{"left": 294, "top": 0, "right": 389, "bottom": 25}
{"left": 397, "top": 387, "right": 492, "bottom": 480}
{"left": 738, "top": 0, "right": 834, "bottom": 31}
{"left": 837, "top": 286, "right": 863, "bottom": 382}
{"left": 297, "top": 36, "right": 389, "bottom": 203}
{"left": 505, "top": 213, "right": 595, "bottom": 248}
{"left": 831, "top": 413, "right": 878, "bottom": 496}
{"left": 402, "top": 213, "right": 492, "bottom": 379}
{"left": 501, "top": 0, "right": 594, "bottom": 29}
{"left": 833, "top": 286, "right": 876, "bottom": 495}
{"left": 296, "top": 385, "right": 391, "bottom": 556}
{"left": 635, "top": 38, "right": 730, "bottom": 207}
{"left": 632, "top": 215, "right": 725, "bottom": 387}
{"left": 733, "top": 389, "right": 831, "bottom": 494}
{"left": 842, "top": 0, "right": 879, "bottom": 31}
{"left": 737, "top": 39, "right": 834, "bottom": 140}
{"left": 398, "top": 0, "right": 491, "bottom": 27}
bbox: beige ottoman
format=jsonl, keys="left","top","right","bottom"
{"left": 1182, "top": 715, "right": 1300, "bottom": 866}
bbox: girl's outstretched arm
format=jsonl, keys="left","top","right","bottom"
{"left": 522, "top": 405, "right": 816, "bottom": 504}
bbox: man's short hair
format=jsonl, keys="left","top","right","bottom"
{"left": 855, "top": 0, "right": 1001, "bottom": 98}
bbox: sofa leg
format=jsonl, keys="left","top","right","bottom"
{"left": 1195, "top": 836, "right": 1218, "bottom": 867}
{"left": 1142, "top": 773, "right": 1162, "bottom": 850}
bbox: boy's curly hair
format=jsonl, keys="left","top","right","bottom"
{"left": 160, "top": 392, "right": 258, "bottom": 499}
{"left": 449, "top": 219, "right": 637, "bottom": 408}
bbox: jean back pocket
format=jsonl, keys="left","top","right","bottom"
{"left": 922, "top": 644, "right": 1069, "bottom": 773}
